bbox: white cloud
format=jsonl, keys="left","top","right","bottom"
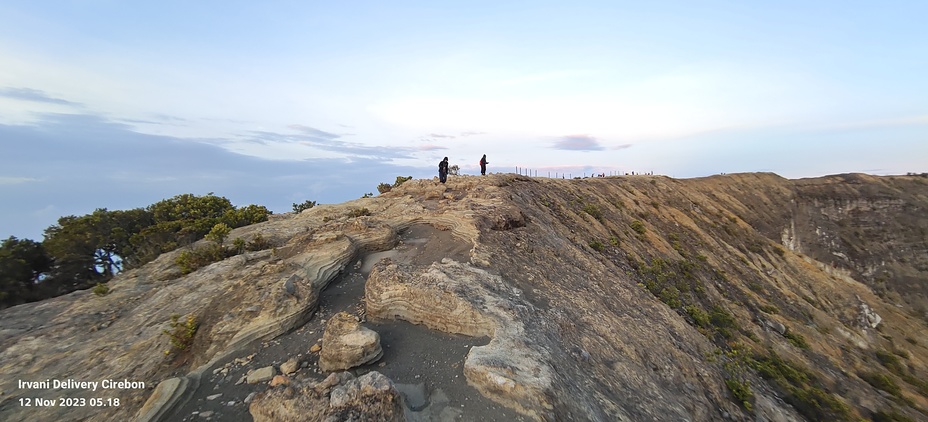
{"left": 0, "top": 176, "right": 39, "bottom": 185}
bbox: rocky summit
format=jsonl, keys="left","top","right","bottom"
{"left": 1, "top": 172, "right": 927, "bottom": 421}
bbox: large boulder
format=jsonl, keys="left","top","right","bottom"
{"left": 319, "top": 312, "right": 382, "bottom": 372}
{"left": 250, "top": 371, "right": 404, "bottom": 422}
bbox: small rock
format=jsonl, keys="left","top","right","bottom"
{"left": 281, "top": 357, "right": 299, "bottom": 375}
{"left": 247, "top": 366, "right": 276, "bottom": 384}
{"left": 244, "top": 392, "right": 257, "bottom": 404}
{"left": 310, "top": 344, "right": 321, "bottom": 353}
{"left": 206, "top": 393, "right": 222, "bottom": 401}
{"left": 270, "top": 375, "right": 290, "bottom": 387}
{"left": 199, "top": 410, "right": 213, "bottom": 418}
{"left": 226, "top": 401, "right": 236, "bottom": 406}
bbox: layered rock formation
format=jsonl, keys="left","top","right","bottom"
{"left": 318, "top": 312, "right": 382, "bottom": 372}
{"left": 0, "top": 172, "right": 926, "bottom": 421}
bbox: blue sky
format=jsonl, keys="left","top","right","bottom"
{"left": 1, "top": 1, "right": 926, "bottom": 241}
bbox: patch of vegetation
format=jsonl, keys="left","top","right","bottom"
{"left": 175, "top": 244, "right": 225, "bottom": 275}
{"left": 709, "top": 305, "right": 739, "bottom": 340}
{"left": 393, "top": 175, "right": 413, "bottom": 186}
{"left": 905, "top": 337, "right": 918, "bottom": 346}
{"left": 750, "top": 351, "right": 852, "bottom": 421}
{"left": 162, "top": 314, "right": 198, "bottom": 353}
{"left": 877, "top": 349, "right": 906, "bottom": 374}
{"left": 588, "top": 239, "right": 605, "bottom": 252}
{"left": 725, "top": 378, "right": 753, "bottom": 410}
{"left": 630, "top": 220, "right": 646, "bottom": 235}
{"left": 859, "top": 371, "right": 903, "bottom": 398}
{"left": 347, "top": 208, "right": 371, "bottom": 218}
{"left": 784, "top": 328, "right": 810, "bottom": 349}
{"left": 292, "top": 199, "right": 317, "bottom": 213}
{"left": 650, "top": 200, "right": 660, "bottom": 209}
{"left": 361, "top": 192, "right": 374, "bottom": 198}
{"left": 377, "top": 182, "right": 393, "bottom": 194}
{"left": 246, "top": 233, "right": 272, "bottom": 251}
{"left": 92, "top": 282, "right": 109, "bottom": 296}
{"left": 609, "top": 236, "right": 620, "bottom": 247}
{"left": 759, "top": 304, "right": 779, "bottom": 314}
{"left": 685, "top": 305, "right": 710, "bottom": 328}
{"left": 872, "top": 409, "right": 915, "bottom": 422}
{"left": 582, "top": 204, "right": 603, "bottom": 221}
{"left": 773, "top": 246, "right": 786, "bottom": 257}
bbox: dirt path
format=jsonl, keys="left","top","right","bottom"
{"left": 166, "top": 224, "right": 527, "bottom": 421}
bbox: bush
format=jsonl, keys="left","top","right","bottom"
{"left": 859, "top": 371, "right": 902, "bottom": 397}
{"left": 784, "top": 329, "right": 810, "bottom": 349}
{"left": 393, "top": 176, "right": 413, "bottom": 187}
{"left": 246, "top": 233, "right": 272, "bottom": 251}
{"left": 162, "top": 314, "right": 198, "bottom": 352}
{"left": 204, "top": 223, "right": 231, "bottom": 247}
{"left": 292, "top": 200, "right": 316, "bottom": 213}
{"left": 630, "top": 220, "right": 646, "bottom": 235}
{"left": 725, "top": 378, "right": 753, "bottom": 410}
{"left": 872, "top": 410, "right": 915, "bottom": 422}
{"left": 582, "top": 204, "right": 602, "bottom": 221}
{"left": 709, "top": 305, "right": 738, "bottom": 339}
{"left": 377, "top": 183, "right": 392, "bottom": 194}
{"left": 92, "top": 282, "right": 110, "bottom": 296}
{"left": 685, "top": 305, "right": 710, "bottom": 328}
{"left": 348, "top": 208, "right": 371, "bottom": 218}
{"left": 588, "top": 239, "right": 605, "bottom": 252}
{"left": 175, "top": 244, "right": 224, "bottom": 275}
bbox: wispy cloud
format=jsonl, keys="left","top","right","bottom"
{"left": 418, "top": 144, "right": 448, "bottom": 151}
{"left": 552, "top": 135, "right": 604, "bottom": 151}
{"left": 0, "top": 87, "right": 82, "bottom": 106}
{"left": 460, "top": 131, "right": 486, "bottom": 137}
{"left": 429, "top": 133, "right": 456, "bottom": 139}
{"left": 611, "top": 144, "right": 633, "bottom": 150}
{"left": 287, "top": 124, "right": 341, "bottom": 140}
{"left": 0, "top": 176, "right": 40, "bottom": 185}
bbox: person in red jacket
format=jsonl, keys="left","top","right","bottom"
{"left": 479, "top": 154, "right": 488, "bottom": 175}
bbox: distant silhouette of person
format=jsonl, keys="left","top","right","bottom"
{"left": 479, "top": 154, "right": 488, "bottom": 175}
{"left": 438, "top": 157, "right": 449, "bottom": 183}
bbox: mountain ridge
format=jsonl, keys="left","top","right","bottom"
{"left": 1, "top": 172, "right": 926, "bottom": 421}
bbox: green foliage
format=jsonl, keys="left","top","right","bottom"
{"left": 784, "top": 328, "right": 810, "bottom": 349}
{"left": 759, "top": 304, "right": 780, "bottom": 314}
{"left": 609, "top": 236, "right": 620, "bottom": 247}
{"left": 872, "top": 410, "right": 915, "bottom": 422}
{"left": 162, "top": 314, "right": 198, "bottom": 352}
{"left": 685, "top": 305, "right": 710, "bottom": 328}
{"left": 204, "top": 223, "right": 232, "bottom": 247}
{"left": 709, "top": 305, "right": 739, "bottom": 339}
{"left": 246, "top": 233, "right": 272, "bottom": 251}
{"left": 0, "top": 236, "right": 53, "bottom": 307}
{"left": 361, "top": 192, "right": 374, "bottom": 198}
{"left": 750, "top": 351, "right": 851, "bottom": 421}
{"left": 232, "top": 237, "right": 246, "bottom": 255}
{"left": 725, "top": 378, "right": 753, "bottom": 410}
{"left": 588, "top": 239, "right": 605, "bottom": 252}
{"left": 582, "top": 204, "right": 602, "bottom": 221}
{"left": 292, "top": 200, "right": 317, "bottom": 213}
{"left": 175, "top": 244, "right": 224, "bottom": 275}
{"left": 658, "top": 286, "right": 682, "bottom": 308}
{"left": 92, "top": 282, "right": 110, "bottom": 296}
{"left": 348, "top": 208, "right": 371, "bottom": 218}
{"left": 629, "top": 220, "right": 646, "bottom": 235}
{"left": 377, "top": 182, "right": 393, "bottom": 194}
{"left": 859, "top": 371, "right": 902, "bottom": 397}
{"left": 877, "top": 349, "right": 906, "bottom": 374}
{"left": 394, "top": 175, "right": 413, "bottom": 187}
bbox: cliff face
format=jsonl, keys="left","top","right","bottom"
{"left": 1, "top": 173, "right": 926, "bottom": 421}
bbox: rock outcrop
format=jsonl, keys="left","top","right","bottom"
{"left": 319, "top": 312, "right": 382, "bottom": 372}
{"left": 249, "top": 371, "right": 404, "bottom": 422}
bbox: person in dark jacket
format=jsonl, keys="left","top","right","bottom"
{"left": 438, "top": 157, "right": 449, "bottom": 183}
{"left": 479, "top": 154, "right": 488, "bottom": 175}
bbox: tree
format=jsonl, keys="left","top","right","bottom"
{"left": 0, "top": 237, "right": 52, "bottom": 307}
{"left": 292, "top": 200, "right": 317, "bottom": 213}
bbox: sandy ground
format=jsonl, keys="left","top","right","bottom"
{"left": 165, "top": 224, "right": 527, "bottom": 421}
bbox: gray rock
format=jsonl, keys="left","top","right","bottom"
{"left": 319, "top": 312, "right": 382, "bottom": 372}
{"left": 206, "top": 393, "right": 222, "bottom": 401}
{"left": 247, "top": 366, "right": 276, "bottom": 384}
{"left": 395, "top": 382, "right": 429, "bottom": 411}
{"left": 280, "top": 357, "right": 299, "bottom": 375}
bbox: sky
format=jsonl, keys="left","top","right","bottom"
{"left": 1, "top": 1, "right": 926, "bottom": 241}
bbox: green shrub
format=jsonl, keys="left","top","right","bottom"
{"left": 162, "top": 314, "right": 198, "bottom": 352}
{"left": 630, "top": 220, "right": 646, "bottom": 235}
{"left": 609, "top": 236, "right": 620, "bottom": 247}
{"left": 393, "top": 176, "right": 412, "bottom": 187}
{"left": 759, "top": 304, "right": 779, "bottom": 314}
{"left": 872, "top": 410, "right": 915, "bottom": 422}
{"left": 784, "top": 329, "right": 810, "bottom": 349}
{"left": 709, "top": 305, "right": 738, "bottom": 339}
{"left": 658, "top": 286, "right": 682, "bottom": 308}
{"left": 876, "top": 349, "right": 906, "bottom": 374}
{"left": 246, "top": 233, "right": 272, "bottom": 251}
{"left": 175, "top": 244, "right": 224, "bottom": 275}
{"left": 232, "top": 237, "right": 246, "bottom": 254}
{"left": 725, "top": 378, "right": 753, "bottom": 410}
{"left": 685, "top": 305, "right": 710, "bottom": 328}
{"left": 292, "top": 199, "right": 317, "bottom": 213}
{"left": 582, "top": 204, "right": 602, "bottom": 221}
{"left": 377, "top": 183, "right": 393, "bottom": 194}
{"left": 859, "top": 371, "right": 902, "bottom": 397}
{"left": 92, "top": 282, "right": 110, "bottom": 296}
{"left": 204, "top": 223, "right": 231, "bottom": 247}
{"left": 588, "top": 239, "right": 605, "bottom": 252}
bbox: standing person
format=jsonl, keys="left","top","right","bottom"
{"left": 479, "top": 154, "right": 488, "bottom": 175}
{"left": 438, "top": 157, "right": 449, "bottom": 183}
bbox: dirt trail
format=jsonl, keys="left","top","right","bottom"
{"left": 166, "top": 224, "right": 526, "bottom": 421}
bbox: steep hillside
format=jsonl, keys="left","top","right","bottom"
{"left": 0, "top": 173, "right": 926, "bottom": 421}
